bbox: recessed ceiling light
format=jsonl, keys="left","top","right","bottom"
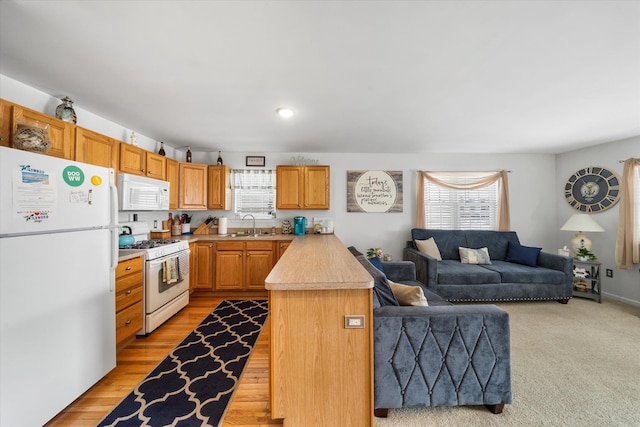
{"left": 276, "top": 107, "right": 294, "bottom": 118}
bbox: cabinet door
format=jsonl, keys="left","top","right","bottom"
{"left": 305, "top": 166, "right": 330, "bottom": 209}
{"left": 119, "top": 144, "right": 146, "bottom": 175}
{"left": 194, "top": 242, "right": 214, "bottom": 290}
{"left": 276, "top": 166, "right": 304, "bottom": 209}
{"left": 215, "top": 250, "right": 244, "bottom": 290}
{"left": 245, "top": 250, "right": 274, "bottom": 290}
{"left": 146, "top": 152, "right": 167, "bottom": 180}
{"left": 13, "top": 105, "right": 75, "bottom": 159}
{"left": 207, "top": 165, "right": 231, "bottom": 210}
{"left": 179, "top": 163, "right": 207, "bottom": 210}
{"left": 277, "top": 241, "right": 291, "bottom": 260}
{"left": 75, "top": 127, "right": 119, "bottom": 172}
{"left": 166, "top": 158, "right": 179, "bottom": 210}
{"left": 0, "top": 99, "right": 14, "bottom": 147}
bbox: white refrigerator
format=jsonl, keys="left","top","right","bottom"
{"left": 0, "top": 146, "right": 118, "bottom": 426}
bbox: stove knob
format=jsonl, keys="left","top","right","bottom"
{"left": 158, "top": 249, "right": 165, "bottom": 257}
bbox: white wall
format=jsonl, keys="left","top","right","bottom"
{"left": 6, "top": 73, "right": 636, "bottom": 304}
{"left": 556, "top": 137, "right": 640, "bottom": 306}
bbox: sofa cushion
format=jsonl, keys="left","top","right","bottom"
{"left": 437, "top": 260, "right": 502, "bottom": 284}
{"left": 415, "top": 237, "right": 442, "bottom": 260}
{"left": 504, "top": 241, "right": 542, "bottom": 267}
{"left": 354, "top": 254, "right": 399, "bottom": 306}
{"left": 465, "top": 230, "right": 520, "bottom": 261}
{"left": 459, "top": 247, "right": 492, "bottom": 264}
{"left": 412, "top": 229, "right": 468, "bottom": 260}
{"left": 482, "top": 261, "right": 566, "bottom": 284}
{"left": 388, "top": 280, "right": 429, "bottom": 306}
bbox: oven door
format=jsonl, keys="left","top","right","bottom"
{"left": 145, "top": 249, "right": 190, "bottom": 314}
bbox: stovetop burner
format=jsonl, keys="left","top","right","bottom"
{"left": 120, "top": 239, "right": 182, "bottom": 250}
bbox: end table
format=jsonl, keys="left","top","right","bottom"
{"left": 572, "top": 259, "right": 601, "bottom": 303}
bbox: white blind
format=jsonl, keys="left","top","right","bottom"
{"left": 424, "top": 172, "right": 499, "bottom": 230}
{"left": 232, "top": 169, "right": 276, "bottom": 219}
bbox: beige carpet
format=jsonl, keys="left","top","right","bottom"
{"left": 375, "top": 298, "right": 640, "bottom": 427}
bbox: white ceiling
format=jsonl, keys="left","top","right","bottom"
{"left": 1, "top": 1, "right": 639, "bottom": 154}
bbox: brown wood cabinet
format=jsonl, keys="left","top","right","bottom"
{"left": 119, "top": 144, "right": 146, "bottom": 176}
{"left": 75, "top": 126, "right": 119, "bottom": 171}
{"left": 276, "top": 165, "right": 330, "bottom": 210}
{"left": 166, "top": 158, "right": 179, "bottom": 209}
{"left": 0, "top": 99, "right": 14, "bottom": 147}
{"left": 146, "top": 151, "right": 166, "bottom": 180}
{"left": 179, "top": 162, "right": 207, "bottom": 210}
{"left": 115, "top": 256, "right": 144, "bottom": 349}
{"left": 194, "top": 241, "right": 215, "bottom": 290}
{"left": 277, "top": 241, "right": 290, "bottom": 260}
{"left": 215, "top": 241, "right": 274, "bottom": 291}
{"left": 12, "top": 104, "right": 75, "bottom": 159}
{"left": 207, "top": 165, "right": 232, "bottom": 210}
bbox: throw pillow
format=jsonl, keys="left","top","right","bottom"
{"left": 459, "top": 247, "right": 492, "bottom": 264}
{"left": 368, "top": 256, "right": 384, "bottom": 273}
{"left": 505, "top": 241, "right": 542, "bottom": 267}
{"left": 388, "top": 280, "right": 429, "bottom": 306}
{"left": 415, "top": 237, "right": 442, "bottom": 261}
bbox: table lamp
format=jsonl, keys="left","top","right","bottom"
{"left": 560, "top": 213, "right": 604, "bottom": 255}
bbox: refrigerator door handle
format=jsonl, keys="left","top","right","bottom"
{"left": 109, "top": 171, "right": 119, "bottom": 288}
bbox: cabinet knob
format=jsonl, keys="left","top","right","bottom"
{"left": 246, "top": 253, "right": 250, "bottom": 257}
{"left": 126, "top": 266, "right": 132, "bottom": 271}
{"left": 125, "top": 289, "right": 132, "bottom": 295}
{"left": 125, "top": 320, "right": 131, "bottom": 325}
{"left": 209, "top": 244, "right": 213, "bottom": 248}
{"left": 141, "top": 169, "right": 145, "bottom": 173}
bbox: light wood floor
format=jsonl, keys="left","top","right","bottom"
{"left": 46, "top": 295, "right": 283, "bottom": 427}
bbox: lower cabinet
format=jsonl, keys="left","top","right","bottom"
{"left": 215, "top": 241, "right": 274, "bottom": 291}
{"left": 194, "top": 241, "right": 215, "bottom": 290}
{"left": 115, "top": 256, "right": 144, "bottom": 349}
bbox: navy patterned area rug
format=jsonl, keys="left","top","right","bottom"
{"left": 98, "top": 299, "right": 268, "bottom": 427}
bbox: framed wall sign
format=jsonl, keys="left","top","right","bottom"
{"left": 246, "top": 156, "right": 266, "bottom": 167}
{"left": 347, "top": 170, "right": 403, "bottom": 213}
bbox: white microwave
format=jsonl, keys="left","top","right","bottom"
{"left": 117, "top": 173, "right": 170, "bottom": 211}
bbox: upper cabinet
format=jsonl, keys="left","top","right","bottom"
{"left": 146, "top": 152, "right": 166, "bottom": 180}
{"left": 12, "top": 104, "right": 75, "bottom": 160}
{"left": 0, "top": 99, "right": 13, "bottom": 148}
{"left": 75, "top": 127, "right": 119, "bottom": 171}
{"left": 276, "top": 165, "right": 330, "bottom": 210}
{"left": 166, "top": 158, "right": 179, "bottom": 210}
{"left": 207, "top": 165, "right": 232, "bottom": 210}
{"left": 179, "top": 162, "right": 207, "bottom": 210}
{"left": 119, "top": 144, "right": 146, "bottom": 176}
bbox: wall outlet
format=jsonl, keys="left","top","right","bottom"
{"left": 344, "top": 315, "right": 365, "bottom": 329}
{"left": 606, "top": 269, "right": 613, "bottom": 278}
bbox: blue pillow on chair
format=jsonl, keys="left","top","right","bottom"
{"left": 368, "top": 256, "right": 384, "bottom": 273}
{"left": 505, "top": 241, "right": 542, "bottom": 267}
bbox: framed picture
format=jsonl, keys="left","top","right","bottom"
{"left": 246, "top": 156, "right": 266, "bottom": 167}
{"left": 347, "top": 170, "right": 403, "bottom": 213}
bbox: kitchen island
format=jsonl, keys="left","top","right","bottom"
{"left": 265, "top": 234, "right": 374, "bottom": 427}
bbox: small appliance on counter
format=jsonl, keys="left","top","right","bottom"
{"left": 294, "top": 216, "right": 307, "bottom": 235}
{"left": 312, "top": 217, "right": 334, "bottom": 234}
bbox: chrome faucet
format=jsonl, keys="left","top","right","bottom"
{"left": 242, "top": 214, "right": 256, "bottom": 235}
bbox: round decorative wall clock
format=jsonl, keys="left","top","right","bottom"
{"left": 564, "top": 166, "right": 621, "bottom": 212}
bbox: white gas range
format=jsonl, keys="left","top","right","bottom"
{"left": 119, "top": 222, "right": 190, "bottom": 334}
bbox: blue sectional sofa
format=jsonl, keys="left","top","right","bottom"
{"left": 403, "top": 229, "right": 573, "bottom": 303}
{"left": 348, "top": 247, "right": 512, "bottom": 417}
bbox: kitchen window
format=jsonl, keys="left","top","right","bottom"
{"left": 232, "top": 169, "right": 276, "bottom": 219}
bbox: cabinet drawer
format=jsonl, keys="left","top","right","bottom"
{"left": 116, "top": 283, "right": 143, "bottom": 312}
{"left": 246, "top": 241, "right": 274, "bottom": 251}
{"left": 116, "top": 301, "right": 143, "bottom": 346}
{"left": 117, "top": 257, "right": 143, "bottom": 278}
{"left": 216, "top": 241, "right": 244, "bottom": 250}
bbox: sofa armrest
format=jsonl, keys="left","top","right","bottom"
{"left": 382, "top": 261, "right": 416, "bottom": 282}
{"left": 403, "top": 247, "right": 438, "bottom": 291}
{"left": 373, "top": 305, "right": 512, "bottom": 409}
{"left": 537, "top": 251, "right": 573, "bottom": 297}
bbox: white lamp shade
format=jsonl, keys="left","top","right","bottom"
{"left": 560, "top": 214, "right": 605, "bottom": 233}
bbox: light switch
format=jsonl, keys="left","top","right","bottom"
{"left": 344, "top": 315, "right": 365, "bottom": 329}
